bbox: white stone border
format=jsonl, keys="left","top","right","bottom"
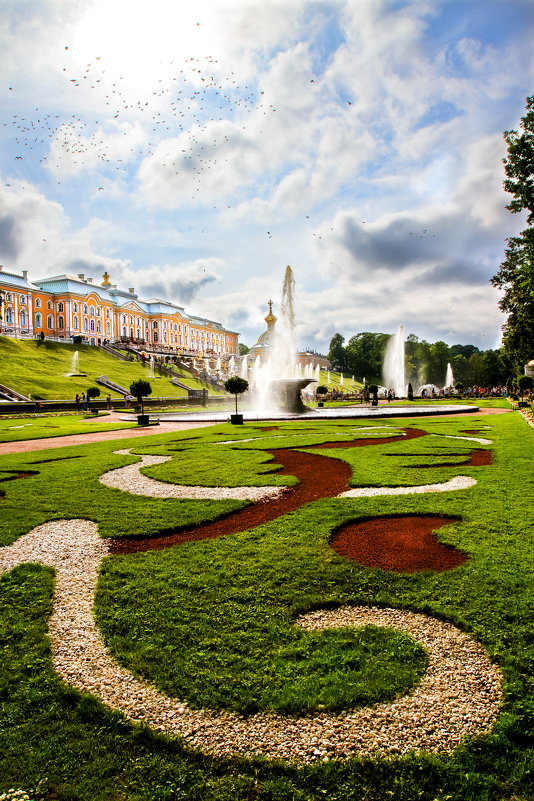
{"left": 0, "top": 520, "right": 501, "bottom": 763}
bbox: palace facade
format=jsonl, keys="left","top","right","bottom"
{"left": 0, "top": 267, "right": 238, "bottom": 357}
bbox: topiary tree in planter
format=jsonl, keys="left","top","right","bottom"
{"left": 316, "top": 384, "right": 328, "bottom": 406}
{"left": 455, "top": 381, "right": 464, "bottom": 397}
{"left": 407, "top": 382, "right": 413, "bottom": 401}
{"left": 367, "top": 383, "right": 379, "bottom": 406}
{"left": 130, "top": 379, "right": 152, "bottom": 421}
{"left": 224, "top": 376, "right": 249, "bottom": 423}
{"left": 86, "top": 386, "right": 100, "bottom": 412}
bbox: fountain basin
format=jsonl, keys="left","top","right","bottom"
{"left": 265, "top": 378, "right": 317, "bottom": 414}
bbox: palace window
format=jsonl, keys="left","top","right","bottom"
{"left": 73, "top": 302, "right": 78, "bottom": 313}
{"left": 6, "top": 293, "right": 12, "bottom": 302}
{"left": 153, "top": 321, "right": 158, "bottom": 329}
{"left": 35, "top": 312, "right": 42, "bottom": 328}
{"left": 106, "top": 308, "right": 111, "bottom": 319}
{"left": 106, "top": 321, "right": 111, "bottom": 334}
{"left": 97, "top": 307, "right": 101, "bottom": 317}
{"left": 58, "top": 302, "right": 64, "bottom": 313}
{"left": 83, "top": 319, "right": 88, "bottom": 332}
{"left": 97, "top": 320, "right": 101, "bottom": 333}
{"left": 35, "top": 298, "right": 41, "bottom": 308}
{"left": 19, "top": 310, "right": 27, "bottom": 327}
{"left": 47, "top": 315, "right": 53, "bottom": 329}
{"left": 19, "top": 295, "right": 26, "bottom": 306}
{"left": 47, "top": 300, "right": 53, "bottom": 310}
{"left": 90, "top": 306, "right": 95, "bottom": 317}
{"left": 73, "top": 316, "right": 79, "bottom": 329}
{"left": 83, "top": 304, "right": 88, "bottom": 314}
{"left": 5, "top": 307, "right": 13, "bottom": 325}
{"left": 58, "top": 316, "right": 64, "bottom": 329}
{"left": 90, "top": 319, "right": 95, "bottom": 332}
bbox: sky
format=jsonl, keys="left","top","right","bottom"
{"left": 0, "top": 0, "right": 533, "bottom": 353}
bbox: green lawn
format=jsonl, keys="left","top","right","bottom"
{"left": 0, "top": 413, "right": 138, "bottom": 442}
{"left": 1, "top": 412, "right": 533, "bottom": 800}
{"left": 0, "top": 337, "right": 224, "bottom": 400}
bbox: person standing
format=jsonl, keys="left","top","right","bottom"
{"left": 75, "top": 393, "right": 80, "bottom": 411}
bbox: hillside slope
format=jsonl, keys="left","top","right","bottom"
{"left": 0, "top": 338, "right": 223, "bottom": 400}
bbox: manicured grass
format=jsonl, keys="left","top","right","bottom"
{"left": 1, "top": 412, "right": 534, "bottom": 799}
{"left": 0, "top": 413, "right": 137, "bottom": 442}
{"left": 0, "top": 336, "right": 224, "bottom": 400}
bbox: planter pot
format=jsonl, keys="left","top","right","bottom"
{"left": 317, "top": 401, "right": 324, "bottom": 407}
{"left": 137, "top": 414, "right": 150, "bottom": 426}
{"left": 230, "top": 413, "right": 244, "bottom": 425}
{"left": 371, "top": 399, "right": 378, "bottom": 406}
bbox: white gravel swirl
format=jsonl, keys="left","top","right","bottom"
{"left": 0, "top": 520, "right": 502, "bottom": 763}
{"left": 99, "top": 449, "right": 287, "bottom": 501}
{"left": 338, "top": 475, "right": 477, "bottom": 498}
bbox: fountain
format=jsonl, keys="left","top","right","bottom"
{"left": 148, "top": 356, "right": 155, "bottom": 378}
{"left": 383, "top": 324, "right": 406, "bottom": 397}
{"left": 445, "top": 363, "right": 455, "bottom": 390}
{"left": 66, "top": 350, "right": 87, "bottom": 377}
{"left": 245, "top": 266, "right": 316, "bottom": 413}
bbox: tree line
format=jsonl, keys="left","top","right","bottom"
{"left": 328, "top": 332, "right": 508, "bottom": 389}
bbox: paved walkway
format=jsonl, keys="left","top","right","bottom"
{"left": 0, "top": 413, "right": 214, "bottom": 455}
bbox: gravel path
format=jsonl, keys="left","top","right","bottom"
{"left": 100, "top": 450, "right": 287, "bottom": 501}
{"left": 0, "top": 520, "right": 501, "bottom": 762}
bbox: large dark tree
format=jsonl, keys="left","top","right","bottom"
{"left": 492, "top": 96, "right": 534, "bottom": 371}
{"left": 328, "top": 333, "right": 347, "bottom": 371}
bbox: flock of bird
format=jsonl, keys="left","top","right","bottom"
{"left": 4, "top": 52, "right": 278, "bottom": 198}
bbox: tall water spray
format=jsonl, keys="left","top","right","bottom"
{"left": 445, "top": 362, "right": 454, "bottom": 389}
{"left": 251, "top": 266, "right": 317, "bottom": 413}
{"left": 383, "top": 324, "right": 406, "bottom": 397}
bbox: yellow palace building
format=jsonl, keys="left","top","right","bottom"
{"left": 0, "top": 267, "right": 239, "bottom": 358}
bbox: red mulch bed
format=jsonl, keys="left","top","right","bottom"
{"left": 108, "top": 427, "right": 473, "bottom": 572}
{"left": 330, "top": 514, "right": 467, "bottom": 573}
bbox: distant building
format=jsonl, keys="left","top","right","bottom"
{"left": 0, "top": 267, "right": 238, "bottom": 357}
{"left": 296, "top": 349, "right": 330, "bottom": 370}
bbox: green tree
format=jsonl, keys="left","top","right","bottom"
{"left": 130, "top": 379, "right": 152, "bottom": 414}
{"left": 492, "top": 96, "right": 534, "bottom": 371}
{"left": 345, "top": 332, "right": 388, "bottom": 381}
{"left": 428, "top": 341, "right": 451, "bottom": 386}
{"left": 239, "top": 343, "right": 250, "bottom": 356}
{"left": 328, "top": 333, "right": 346, "bottom": 371}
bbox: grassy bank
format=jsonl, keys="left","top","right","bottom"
{"left": 0, "top": 337, "right": 224, "bottom": 400}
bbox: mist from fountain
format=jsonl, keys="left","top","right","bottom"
{"left": 383, "top": 324, "right": 406, "bottom": 397}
